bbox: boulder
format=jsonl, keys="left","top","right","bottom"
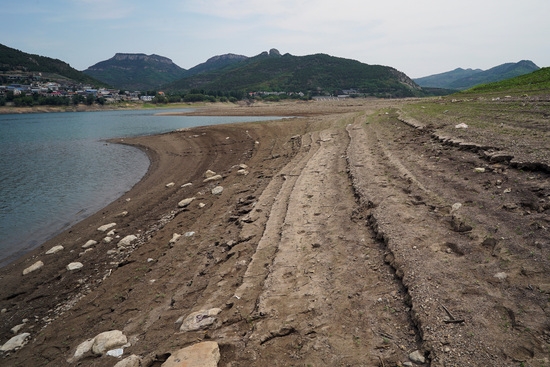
{"left": 66, "top": 262, "right": 83, "bottom": 271}
{"left": 211, "top": 186, "right": 224, "bottom": 195}
{"left": 46, "top": 245, "right": 64, "bottom": 254}
{"left": 98, "top": 223, "right": 116, "bottom": 232}
{"left": 23, "top": 261, "right": 44, "bottom": 275}
{"left": 178, "top": 197, "right": 196, "bottom": 208}
{"left": 179, "top": 308, "right": 222, "bottom": 332}
{"left": 82, "top": 240, "right": 97, "bottom": 248}
{"left": 118, "top": 235, "right": 137, "bottom": 247}
{"left": 0, "top": 333, "right": 31, "bottom": 352}
{"left": 161, "top": 341, "right": 220, "bottom": 367}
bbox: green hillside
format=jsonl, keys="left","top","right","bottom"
{"left": 84, "top": 53, "right": 187, "bottom": 91}
{"left": 458, "top": 67, "right": 550, "bottom": 96}
{"left": 165, "top": 50, "right": 423, "bottom": 98}
{"left": 0, "top": 43, "right": 106, "bottom": 86}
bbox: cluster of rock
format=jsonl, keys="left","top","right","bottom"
{"left": 4, "top": 163, "right": 252, "bottom": 361}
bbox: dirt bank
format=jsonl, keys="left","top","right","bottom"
{"left": 0, "top": 99, "right": 549, "bottom": 366}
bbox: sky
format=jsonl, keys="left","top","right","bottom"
{"left": 3, "top": 0, "right": 549, "bottom": 78}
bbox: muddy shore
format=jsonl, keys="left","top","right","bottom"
{"left": 1, "top": 98, "right": 549, "bottom": 367}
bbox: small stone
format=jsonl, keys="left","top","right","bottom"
{"left": 115, "top": 210, "right": 128, "bottom": 217}
{"left": 198, "top": 202, "right": 206, "bottom": 208}
{"left": 91, "top": 330, "right": 127, "bottom": 355}
{"left": 23, "top": 261, "right": 44, "bottom": 275}
{"left": 184, "top": 231, "right": 195, "bottom": 237}
{"left": 169, "top": 233, "right": 181, "bottom": 244}
{"left": 0, "top": 333, "right": 31, "bottom": 352}
{"left": 11, "top": 323, "right": 25, "bottom": 334}
{"left": 179, "top": 308, "right": 222, "bottom": 332}
{"left": 451, "top": 202, "right": 462, "bottom": 213}
{"left": 204, "top": 169, "right": 217, "bottom": 178}
{"left": 46, "top": 245, "right": 64, "bottom": 254}
{"left": 237, "top": 169, "right": 249, "bottom": 176}
{"left": 503, "top": 188, "right": 512, "bottom": 193}
{"left": 67, "top": 262, "right": 84, "bottom": 271}
{"left": 204, "top": 174, "right": 223, "bottom": 183}
{"left": 114, "top": 355, "right": 142, "bottom": 367}
{"left": 79, "top": 248, "right": 93, "bottom": 257}
{"left": 494, "top": 272, "right": 508, "bottom": 280}
{"left": 82, "top": 240, "right": 97, "bottom": 249}
{"left": 118, "top": 235, "right": 137, "bottom": 247}
{"left": 474, "top": 167, "right": 486, "bottom": 173}
{"left": 106, "top": 348, "right": 124, "bottom": 357}
{"left": 178, "top": 197, "right": 195, "bottom": 208}
{"left": 98, "top": 223, "right": 116, "bottom": 232}
{"left": 181, "top": 183, "right": 192, "bottom": 188}
{"left": 409, "top": 350, "right": 426, "bottom": 364}
{"left": 211, "top": 186, "right": 224, "bottom": 195}
{"left": 455, "top": 123, "right": 468, "bottom": 129}
{"left": 239, "top": 163, "right": 248, "bottom": 169}
{"left": 166, "top": 182, "right": 175, "bottom": 188}
{"left": 104, "top": 236, "right": 113, "bottom": 243}
{"left": 161, "top": 341, "right": 220, "bottom": 367}
{"left": 444, "top": 346, "right": 451, "bottom": 353}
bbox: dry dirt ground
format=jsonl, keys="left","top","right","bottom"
{"left": 0, "top": 98, "right": 549, "bottom": 366}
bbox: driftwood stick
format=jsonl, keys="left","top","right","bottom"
{"left": 444, "top": 319, "right": 465, "bottom": 324}
{"left": 441, "top": 304, "right": 456, "bottom": 320}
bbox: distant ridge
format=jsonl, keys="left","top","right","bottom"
{"left": 83, "top": 53, "right": 187, "bottom": 91}
{"left": 183, "top": 53, "right": 249, "bottom": 78}
{"left": 414, "top": 60, "right": 539, "bottom": 90}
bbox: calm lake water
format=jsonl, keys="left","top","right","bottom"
{"left": 0, "top": 109, "right": 278, "bottom": 267}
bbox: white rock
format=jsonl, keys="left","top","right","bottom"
{"left": 165, "top": 182, "right": 175, "bottom": 188}
{"left": 66, "top": 262, "right": 83, "bottom": 271}
{"left": 91, "top": 330, "right": 127, "bottom": 355}
{"left": 181, "top": 182, "right": 193, "bottom": 188}
{"left": 184, "top": 231, "right": 195, "bottom": 237}
{"left": 46, "top": 245, "right": 64, "bottom": 255}
{"left": 211, "top": 186, "right": 224, "bottom": 195}
{"left": 203, "top": 174, "right": 223, "bottom": 183}
{"left": 239, "top": 163, "right": 248, "bottom": 169}
{"left": 98, "top": 223, "right": 116, "bottom": 232}
{"left": 494, "top": 272, "right": 508, "bottom": 280}
{"left": 0, "top": 333, "right": 30, "bottom": 352}
{"left": 104, "top": 236, "right": 113, "bottom": 243}
{"left": 409, "top": 350, "right": 426, "bottom": 364}
{"left": 114, "top": 354, "right": 142, "bottom": 367}
{"left": 178, "top": 197, "right": 195, "bottom": 208}
{"left": 451, "top": 202, "right": 462, "bottom": 213}
{"left": 204, "top": 169, "right": 217, "bottom": 178}
{"left": 82, "top": 240, "right": 97, "bottom": 248}
{"left": 107, "top": 229, "right": 116, "bottom": 236}
{"left": 180, "top": 308, "right": 222, "bottom": 332}
{"left": 118, "top": 235, "right": 137, "bottom": 247}
{"left": 11, "top": 323, "right": 25, "bottom": 334}
{"left": 198, "top": 202, "right": 206, "bottom": 208}
{"left": 237, "top": 169, "right": 249, "bottom": 176}
{"left": 162, "top": 342, "right": 220, "bottom": 367}
{"left": 106, "top": 348, "right": 124, "bottom": 357}
{"left": 169, "top": 233, "right": 181, "bottom": 244}
{"left": 71, "top": 338, "right": 95, "bottom": 361}
{"left": 455, "top": 123, "right": 469, "bottom": 129}
{"left": 474, "top": 167, "right": 486, "bottom": 173}
{"left": 79, "top": 248, "right": 93, "bottom": 257}
{"left": 23, "top": 261, "right": 44, "bottom": 275}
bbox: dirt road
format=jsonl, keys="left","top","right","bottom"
{"left": 1, "top": 99, "right": 549, "bottom": 366}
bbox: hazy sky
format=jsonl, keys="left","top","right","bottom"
{"left": 3, "top": 0, "right": 549, "bottom": 78}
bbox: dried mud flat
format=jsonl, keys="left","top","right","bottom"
{"left": 1, "top": 98, "right": 549, "bottom": 366}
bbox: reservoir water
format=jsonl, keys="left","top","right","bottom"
{"left": 0, "top": 108, "right": 278, "bottom": 267}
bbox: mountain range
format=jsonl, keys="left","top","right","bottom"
{"left": 414, "top": 60, "right": 539, "bottom": 90}
{"left": 0, "top": 42, "right": 543, "bottom": 97}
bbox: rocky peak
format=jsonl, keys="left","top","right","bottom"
{"left": 112, "top": 53, "right": 173, "bottom": 64}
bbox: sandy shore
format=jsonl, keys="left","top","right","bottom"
{"left": 1, "top": 99, "right": 549, "bottom": 366}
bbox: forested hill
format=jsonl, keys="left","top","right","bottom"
{"left": 165, "top": 49, "right": 423, "bottom": 98}
{"left": 83, "top": 53, "right": 187, "bottom": 91}
{"left": 0, "top": 43, "right": 106, "bottom": 86}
